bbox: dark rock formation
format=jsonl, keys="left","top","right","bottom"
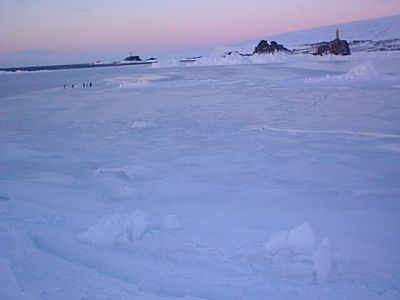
{"left": 253, "top": 40, "right": 290, "bottom": 54}
{"left": 124, "top": 55, "right": 142, "bottom": 62}
{"left": 315, "top": 39, "right": 351, "bottom": 56}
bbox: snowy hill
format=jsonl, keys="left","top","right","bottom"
{"left": 233, "top": 14, "right": 400, "bottom": 53}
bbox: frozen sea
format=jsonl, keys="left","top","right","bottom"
{"left": 1, "top": 52, "right": 400, "bottom": 299}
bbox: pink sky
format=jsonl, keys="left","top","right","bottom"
{"left": 1, "top": 0, "right": 400, "bottom": 66}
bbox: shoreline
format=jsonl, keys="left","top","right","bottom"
{"left": 0, "top": 61, "right": 153, "bottom": 73}
{"left": 0, "top": 58, "right": 198, "bottom": 73}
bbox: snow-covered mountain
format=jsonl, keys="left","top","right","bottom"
{"left": 232, "top": 14, "right": 400, "bottom": 53}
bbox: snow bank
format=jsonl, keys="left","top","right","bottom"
{"left": 249, "top": 53, "right": 297, "bottom": 64}
{"left": 152, "top": 58, "right": 181, "bottom": 68}
{"left": 78, "top": 211, "right": 182, "bottom": 245}
{"left": 188, "top": 51, "right": 305, "bottom": 67}
{"left": 306, "top": 60, "right": 380, "bottom": 83}
{"left": 340, "top": 60, "right": 378, "bottom": 79}
{"left": 188, "top": 52, "right": 250, "bottom": 67}
{"left": 78, "top": 210, "right": 150, "bottom": 245}
{"left": 265, "top": 223, "right": 332, "bottom": 283}
{"left": 119, "top": 80, "right": 152, "bottom": 89}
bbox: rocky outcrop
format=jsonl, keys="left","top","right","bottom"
{"left": 316, "top": 39, "right": 351, "bottom": 56}
{"left": 253, "top": 40, "right": 290, "bottom": 54}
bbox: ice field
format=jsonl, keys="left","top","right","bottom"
{"left": 1, "top": 50, "right": 400, "bottom": 299}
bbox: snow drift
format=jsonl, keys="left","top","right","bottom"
{"left": 305, "top": 60, "right": 381, "bottom": 82}
{"left": 77, "top": 210, "right": 151, "bottom": 245}
{"left": 119, "top": 80, "right": 152, "bottom": 89}
{"left": 78, "top": 210, "right": 182, "bottom": 245}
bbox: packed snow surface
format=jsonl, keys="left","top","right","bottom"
{"left": 1, "top": 50, "right": 400, "bottom": 298}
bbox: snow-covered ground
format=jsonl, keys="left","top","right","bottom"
{"left": 2, "top": 18, "right": 400, "bottom": 299}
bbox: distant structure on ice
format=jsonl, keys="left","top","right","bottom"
{"left": 123, "top": 53, "right": 142, "bottom": 62}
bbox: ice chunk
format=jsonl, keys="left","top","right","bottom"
{"left": 286, "top": 222, "right": 316, "bottom": 254}
{"left": 128, "top": 210, "right": 150, "bottom": 240}
{"left": 130, "top": 120, "right": 156, "bottom": 130}
{"left": 119, "top": 80, "right": 152, "bottom": 88}
{"left": 265, "top": 223, "right": 332, "bottom": 283}
{"left": 342, "top": 60, "right": 377, "bottom": 79}
{"left": 78, "top": 210, "right": 150, "bottom": 245}
{"left": 265, "top": 223, "right": 316, "bottom": 256}
{"left": 162, "top": 214, "right": 181, "bottom": 230}
{"left": 265, "top": 230, "right": 288, "bottom": 255}
{"left": 306, "top": 60, "right": 380, "bottom": 83}
{"left": 312, "top": 237, "right": 332, "bottom": 283}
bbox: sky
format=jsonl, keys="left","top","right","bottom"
{"left": 1, "top": 0, "right": 400, "bottom": 67}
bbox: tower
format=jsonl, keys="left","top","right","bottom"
{"left": 336, "top": 28, "right": 340, "bottom": 40}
